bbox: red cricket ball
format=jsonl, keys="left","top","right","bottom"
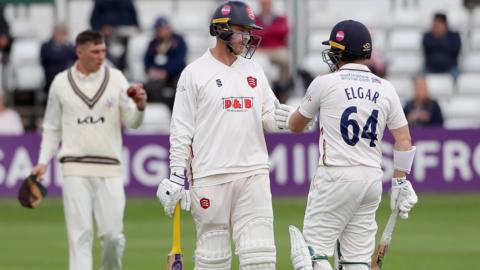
{"left": 127, "top": 87, "right": 137, "bottom": 98}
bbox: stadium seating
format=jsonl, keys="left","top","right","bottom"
{"left": 425, "top": 74, "right": 455, "bottom": 99}
{"left": 443, "top": 96, "right": 480, "bottom": 129}
{"left": 386, "top": 76, "right": 415, "bottom": 103}
{"left": 9, "top": 38, "right": 44, "bottom": 92}
{"left": 456, "top": 73, "right": 480, "bottom": 95}
{"left": 126, "top": 33, "right": 150, "bottom": 83}
{"left": 2, "top": 0, "right": 480, "bottom": 131}
{"left": 126, "top": 102, "right": 171, "bottom": 134}
{"left": 387, "top": 52, "right": 423, "bottom": 76}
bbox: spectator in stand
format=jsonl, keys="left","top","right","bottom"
{"left": 90, "top": 0, "right": 139, "bottom": 71}
{"left": 404, "top": 76, "right": 444, "bottom": 127}
{"left": 0, "top": 89, "right": 23, "bottom": 134}
{"left": 0, "top": 4, "right": 12, "bottom": 67}
{"left": 254, "top": 0, "right": 290, "bottom": 102}
{"left": 422, "top": 13, "right": 461, "bottom": 79}
{"left": 144, "top": 17, "right": 187, "bottom": 111}
{"left": 40, "top": 24, "right": 76, "bottom": 95}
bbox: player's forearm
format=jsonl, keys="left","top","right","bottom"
{"left": 391, "top": 126, "right": 415, "bottom": 177}
{"left": 288, "top": 111, "right": 310, "bottom": 133}
{"left": 124, "top": 109, "right": 145, "bottom": 129}
{"left": 169, "top": 137, "right": 191, "bottom": 170}
{"left": 38, "top": 129, "right": 61, "bottom": 164}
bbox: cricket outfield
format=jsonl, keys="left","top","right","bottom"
{"left": 1, "top": 194, "right": 479, "bottom": 269}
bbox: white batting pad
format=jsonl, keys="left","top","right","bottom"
{"left": 237, "top": 218, "right": 276, "bottom": 269}
{"left": 342, "top": 265, "right": 369, "bottom": 270}
{"left": 195, "top": 230, "right": 232, "bottom": 270}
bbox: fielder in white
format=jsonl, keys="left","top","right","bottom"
{"left": 274, "top": 20, "right": 418, "bottom": 270}
{"left": 155, "top": 1, "right": 286, "bottom": 269}
{"left": 31, "top": 30, "right": 147, "bottom": 270}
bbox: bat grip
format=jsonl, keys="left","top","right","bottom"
{"left": 170, "top": 203, "right": 182, "bottom": 254}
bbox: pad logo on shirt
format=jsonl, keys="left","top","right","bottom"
{"left": 247, "top": 76, "right": 257, "bottom": 88}
{"left": 216, "top": 79, "right": 223, "bottom": 87}
{"left": 223, "top": 97, "right": 253, "bottom": 112}
{"left": 200, "top": 198, "right": 210, "bottom": 209}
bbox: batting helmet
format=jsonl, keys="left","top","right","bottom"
{"left": 321, "top": 20, "right": 372, "bottom": 71}
{"left": 209, "top": 1, "right": 263, "bottom": 59}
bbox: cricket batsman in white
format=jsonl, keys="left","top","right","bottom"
{"left": 155, "top": 1, "right": 292, "bottom": 269}
{"left": 31, "top": 30, "right": 147, "bottom": 270}
{"left": 273, "top": 20, "right": 418, "bottom": 270}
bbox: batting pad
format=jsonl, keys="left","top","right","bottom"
{"left": 237, "top": 218, "right": 276, "bottom": 269}
{"left": 195, "top": 230, "right": 231, "bottom": 270}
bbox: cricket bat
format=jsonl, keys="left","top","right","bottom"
{"left": 371, "top": 207, "right": 400, "bottom": 270}
{"left": 166, "top": 203, "right": 183, "bottom": 270}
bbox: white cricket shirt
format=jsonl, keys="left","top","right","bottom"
{"left": 170, "top": 49, "right": 278, "bottom": 184}
{"left": 299, "top": 63, "right": 407, "bottom": 169}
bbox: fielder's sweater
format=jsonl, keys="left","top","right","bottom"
{"left": 38, "top": 64, "right": 144, "bottom": 177}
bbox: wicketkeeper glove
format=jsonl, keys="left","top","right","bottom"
{"left": 156, "top": 172, "right": 191, "bottom": 217}
{"left": 17, "top": 175, "right": 48, "bottom": 208}
{"left": 390, "top": 177, "right": 418, "bottom": 219}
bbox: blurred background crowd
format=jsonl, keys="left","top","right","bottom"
{"left": 1, "top": 0, "right": 480, "bottom": 134}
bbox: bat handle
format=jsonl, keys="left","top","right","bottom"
{"left": 170, "top": 203, "right": 182, "bottom": 254}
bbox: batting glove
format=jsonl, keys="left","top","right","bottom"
{"left": 289, "top": 225, "right": 314, "bottom": 270}
{"left": 156, "top": 172, "right": 189, "bottom": 217}
{"left": 391, "top": 177, "right": 418, "bottom": 219}
{"left": 274, "top": 100, "right": 294, "bottom": 130}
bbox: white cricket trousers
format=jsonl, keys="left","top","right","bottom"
{"left": 62, "top": 175, "right": 126, "bottom": 270}
{"left": 303, "top": 166, "right": 383, "bottom": 265}
{"left": 190, "top": 174, "right": 276, "bottom": 269}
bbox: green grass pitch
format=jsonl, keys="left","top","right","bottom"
{"left": 1, "top": 194, "right": 479, "bottom": 269}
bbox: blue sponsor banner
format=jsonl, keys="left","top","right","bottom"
{"left": 1, "top": 128, "right": 479, "bottom": 197}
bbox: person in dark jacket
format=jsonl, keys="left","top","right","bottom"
{"left": 90, "top": 0, "right": 139, "bottom": 71}
{"left": 40, "top": 25, "right": 76, "bottom": 94}
{"left": 422, "top": 13, "right": 461, "bottom": 79}
{"left": 404, "top": 76, "right": 444, "bottom": 127}
{"left": 144, "top": 17, "right": 187, "bottom": 110}
{"left": 89, "top": 0, "right": 138, "bottom": 31}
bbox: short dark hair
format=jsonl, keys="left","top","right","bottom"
{"left": 75, "top": 30, "right": 104, "bottom": 46}
{"left": 433, "top": 13, "right": 448, "bottom": 24}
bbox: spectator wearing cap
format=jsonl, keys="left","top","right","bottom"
{"left": 403, "top": 76, "right": 444, "bottom": 127}
{"left": 253, "top": 0, "right": 290, "bottom": 102}
{"left": 40, "top": 24, "right": 76, "bottom": 95}
{"left": 0, "top": 89, "right": 23, "bottom": 134}
{"left": 422, "top": 13, "right": 461, "bottom": 79}
{"left": 144, "top": 17, "right": 187, "bottom": 111}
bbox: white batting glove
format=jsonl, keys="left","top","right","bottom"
{"left": 391, "top": 177, "right": 418, "bottom": 219}
{"left": 180, "top": 189, "right": 191, "bottom": 212}
{"left": 156, "top": 173, "right": 189, "bottom": 217}
{"left": 274, "top": 100, "right": 294, "bottom": 130}
{"left": 289, "top": 225, "right": 314, "bottom": 270}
